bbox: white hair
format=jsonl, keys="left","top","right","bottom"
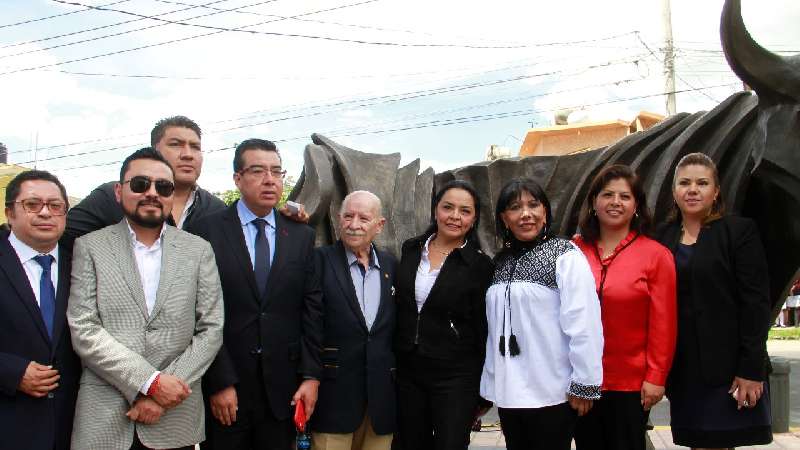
{"left": 340, "top": 190, "right": 383, "bottom": 218}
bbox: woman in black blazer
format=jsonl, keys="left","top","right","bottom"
{"left": 394, "top": 180, "right": 493, "bottom": 450}
{"left": 657, "top": 152, "right": 772, "bottom": 449}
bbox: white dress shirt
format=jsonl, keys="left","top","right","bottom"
{"left": 237, "top": 200, "right": 276, "bottom": 268}
{"left": 126, "top": 220, "right": 166, "bottom": 394}
{"left": 8, "top": 231, "right": 59, "bottom": 305}
{"left": 127, "top": 221, "right": 165, "bottom": 316}
{"left": 175, "top": 185, "right": 197, "bottom": 229}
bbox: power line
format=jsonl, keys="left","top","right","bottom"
{"left": 9, "top": 52, "right": 647, "bottom": 156}
{"left": 50, "top": 0, "right": 635, "bottom": 50}
{"left": 0, "top": 0, "right": 130, "bottom": 30}
{"left": 0, "top": 0, "right": 236, "bottom": 51}
{"left": 0, "top": 0, "right": 379, "bottom": 76}
{"left": 23, "top": 83, "right": 737, "bottom": 173}
{"left": 0, "top": 0, "right": 276, "bottom": 59}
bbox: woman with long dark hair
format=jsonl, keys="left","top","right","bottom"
{"left": 572, "top": 165, "right": 677, "bottom": 450}
{"left": 480, "top": 178, "right": 603, "bottom": 450}
{"left": 394, "top": 180, "right": 493, "bottom": 450}
{"left": 658, "top": 152, "right": 772, "bottom": 449}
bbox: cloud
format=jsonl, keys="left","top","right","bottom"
{"left": 1, "top": 0, "right": 798, "bottom": 199}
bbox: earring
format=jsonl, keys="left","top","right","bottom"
{"left": 635, "top": 211, "right": 640, "bottom": 219}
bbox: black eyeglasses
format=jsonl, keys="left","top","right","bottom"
{"left": 122, "top": 176, "right": 175, "bottom": 197}
{"left": 239, "top": 165, "right": 287, "bottom": 179}
{"left": 8, "top": 199, "right": 67, "bottom": 216}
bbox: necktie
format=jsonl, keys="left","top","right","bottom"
{"left": 33, "top": 254, "right": 56, "bottom": 339}
{"left": 253, "top": 218, "right": 271, "bottom": 298}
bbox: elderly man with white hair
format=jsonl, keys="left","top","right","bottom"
{"left": 309, "top": 191, "right": 398, "bottom": 450}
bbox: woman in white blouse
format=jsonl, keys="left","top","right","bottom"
{"left": 481, "top": 178, "right": 603, "bottom": 450}
{"left": 394, "top": 180, "right": 494, "bottom": 450}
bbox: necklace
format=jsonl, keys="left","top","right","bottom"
{"left": 430, "top": 238, "right": 461, "bottom": 256}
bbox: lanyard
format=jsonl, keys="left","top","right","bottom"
{"left": 593, "top": 233, "right": 639, "bottom": 303}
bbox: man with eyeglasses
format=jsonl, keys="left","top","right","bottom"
{"left": 62, "top": 116, "right": 227, "bottom": 250}
{"left": 0, "top": 170, "right": 81, "bottom": 450}
{"left": 187, "top": 139, "right": 323, "bottom": 450}
{"left": 67, "top": 147, "right": 223, "bottom": 450}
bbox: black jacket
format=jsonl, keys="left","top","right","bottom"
{"left": 311, "top": 242, "right": 397, "bottom": 435}
{"left": 394, "top": 234, "right": 493, "bottom": 365}
{"left": 62, "top": 181, "right": 226, "bottom": 250}
{"left": 0, "top": 232, "right": 81, "bottom": 450}
{"left": 187, "top": 202, "right": 323, "bottom": 421}
{"left": 657, "top": 215, "right": 771, "bottom": 384}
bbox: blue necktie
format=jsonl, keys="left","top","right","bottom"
{"left": 33, "top": 255, "right": 55, "bottom": 339}
{"left": 253, "top": 219, "right": 270, "bottom": 299}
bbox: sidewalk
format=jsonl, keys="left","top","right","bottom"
{"left": 468, "top": 340, "right": 800, "bottom": 449}
{"left": 468, "top": 428, "right": 800, "bottom": 449}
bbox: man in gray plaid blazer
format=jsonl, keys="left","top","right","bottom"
{"left": 67, "top": 147, "right": 224, "bottom": 450}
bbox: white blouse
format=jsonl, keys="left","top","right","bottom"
{"left": 480, "top": 237, "right": 603, "bottom": 409}
{"left": 414, "top": 235, "right": 441, "bottom": 312}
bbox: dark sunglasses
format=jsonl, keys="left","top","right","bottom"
{"left": 122, "top": 176, "right": 175, "bottom": 197}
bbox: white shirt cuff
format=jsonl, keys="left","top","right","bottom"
{"left": 140, "top": 371, "right": 161, "bottom": 395}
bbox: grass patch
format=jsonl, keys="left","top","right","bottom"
{"left": 769, "top": 327, "right": 800, "bottom": 340}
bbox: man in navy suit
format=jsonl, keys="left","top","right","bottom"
{"left": 0, "top": 170, "right": 80, "bottom": 450}
{"left": 310, "top": 191, "right": 397, "bottom": 450}
{"left": 188, "top": 138, "right": 323, "bottom": 450}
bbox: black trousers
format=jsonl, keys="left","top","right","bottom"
{"left": 573, "top": 391, "right": 650, "bottom": 450}
{"left": 202, "top": 379, "right": 294, "bottom": 450}
{"left": 131, "top": 432, "right": 194, "bottom": 450}
{"left": 498, "top": 403, "right": 577, "bottom": 450}
{"left": 395, "top": 352, "right": 480, "bottom": 450}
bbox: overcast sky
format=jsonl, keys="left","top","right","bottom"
{"left": 1, "top": 0, "right": 798, "bottom": 197}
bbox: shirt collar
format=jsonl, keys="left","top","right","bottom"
{"left": 8, "top": 231, "right": 59, "bottom": 264}
{"left": 125, "top": 219, "right": 166, "bottom": 250}
{"left": 345, "top": 245, "right": 380, "bottom": 270}
{"left": 237, "top": 200, "right": 276, "bottom": 229}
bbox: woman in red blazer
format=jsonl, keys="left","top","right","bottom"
{"left": 573, "top": 165, "right": 677, "bottom": 450}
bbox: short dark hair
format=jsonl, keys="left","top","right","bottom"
{"left": 119, "top": 147, "right": 175, "bottom": 182}
{"left": 495, "top": 177, "right": 554, "bottom": 245}
{"left": 233, "top": 138, "right": 280, "bottom": 173}
{"left": 424, "top": 180, "right": 482, "bottom": 247}
{"left": 578, "top": 164, "right": 652, "bottom": 243}
{"left": 5, "top": 170, "right": 69, "bottom": 209}
{"left": 150, "top": 116, "right": 202, "bottom": 147}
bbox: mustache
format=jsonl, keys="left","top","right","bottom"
{"left": 138, "top": 199, "right": 163, "bottom": 209}
{"left": 344, "top": 230, "right": 366, "bottom": 237}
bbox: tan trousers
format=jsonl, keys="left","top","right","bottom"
{"left": 311, "top": 414, "right": 392, "bottom": 450}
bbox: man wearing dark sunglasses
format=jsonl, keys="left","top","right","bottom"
{"left": 62, "top": 116, "right": 226, "bottom": 251}
{"left": 0, "top": 170, "right": 81, "bottom": 450}
{"left": 187, "top": 139, "right": 322, "bottom": 450}
{"left": 67, "top": 147, "right": 223, "bottom": 450}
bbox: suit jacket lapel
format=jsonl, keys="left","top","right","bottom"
{"left": 148, "top": 226, "right": 179, "bottom": 324}
{"left": 49, "top": 243, "right": 71, "bottom": 352}
{"left": 222, "top": 203, "right": 260, "bottom": 303}
{"left": 0, "top": 233, "right": 50, "bottom": 344}
{"left": 109, "top": 221, "right": 149, "bottom": 320}
{"left": 332, "top": 242, "right": 368, "bottom": 332}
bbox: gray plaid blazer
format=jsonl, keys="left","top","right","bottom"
{"left": 67, "top": 220, "right": 223, "bottom": 449}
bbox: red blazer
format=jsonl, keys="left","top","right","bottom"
{"left": 574, "top": 233, "right": 677, "bottom": 391}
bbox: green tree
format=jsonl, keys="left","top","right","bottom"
{"left": 215, "top": 176, "right": 296, "bottom": 206}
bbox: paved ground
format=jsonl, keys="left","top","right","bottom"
{"left": 468, "top": 339, "right": 800, "bottom": 449}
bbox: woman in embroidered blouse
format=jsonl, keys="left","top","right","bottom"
{"left": 657, "top": 153, "right": 772, "bottom": 449}
{"left": 480, "top": 178, "right": 603, "bottom": 450}
{"left": 572, "top": 165, "right": 677, "bottom": 450}
{"left": 394, "top": 180, "right": 493, "bottom": 450}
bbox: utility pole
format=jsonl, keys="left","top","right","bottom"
{"left": 662, "top": 0, "right": 677, "bottom": 115}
